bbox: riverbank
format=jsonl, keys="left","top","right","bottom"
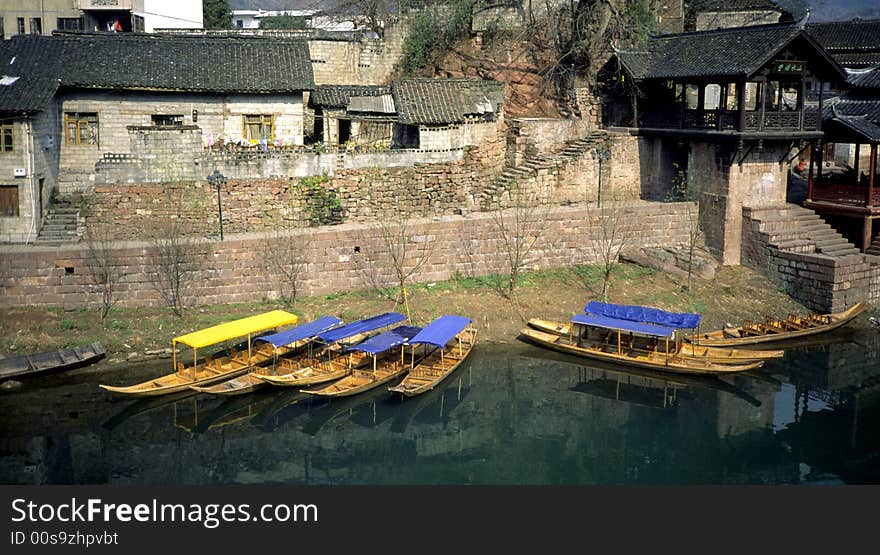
{"left": 0, "top": 262, "right": 835, "bottom": 366}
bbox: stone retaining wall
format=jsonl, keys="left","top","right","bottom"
{"left": 742, "top": 206, "right": 880, "bottom": 312}
{"left": 0, "top": 202, "right": 693, "bottom": 310}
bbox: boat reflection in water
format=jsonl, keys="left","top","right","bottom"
{"left": 2, "top": 328, "right": 879, "bottom": 485}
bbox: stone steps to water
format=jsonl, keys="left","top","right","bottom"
{"left": 750, "top": 204, "right": 862, "bottom": 259}
{"left": 866, "top": 234, "right": 880, "bottom": 256}
{"left": 36, "top": 194, "right": 81, "bottom": 243}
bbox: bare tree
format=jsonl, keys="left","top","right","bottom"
{"left": 83, "top": 220, "right": 121, "bottom": 323}
{"left": 146, "top": 192, "right": 200, "bottom": 318}
{"left": 489, "top": 179, "right": 550, "bottom": 299}
{"left": 589, "top": 194, "right": 633, "bottom": 301}
{"left": 265, "top": 223, "right": 313, "bottom": 307}
{"left": 666, "top": 166, "right": 703, "bottom": 292}
{"left": 355, "top": 189, "right": 435, "bottom": 321}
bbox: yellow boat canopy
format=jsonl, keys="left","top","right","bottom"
{"left": 173, "top": 310, "right": 298, "bottom": 349}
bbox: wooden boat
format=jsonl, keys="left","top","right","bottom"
{"left": 189, "top": 316, "right": 343, "bottom": 396}
{"left": 520, "top": 313, "right": 763, "bottom": 376}
{"left": 389, "top": 315, "right": 477, "bottom": 397}
{"left": 687, "top": 302, "right": 868, "bottom": 346}
{"left": 259, "top": 312, "right": 407, "bottom": 387}
{"left": 527, "top": 318, "right": 783, "bottom": 363}
{"left": 98, "top": 310, "right": 298, "bottom": 396}
{"left": 0, "top": 342, "right": 105, "bottom": 381}
{"left": 302, "top": 325, "right": 422, "bottom": 398}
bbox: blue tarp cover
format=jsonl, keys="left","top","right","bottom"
{"left": 585, "top": 301, "right": 702, "bottom": 329}
{"left": 572, "top": 313, "right": 676, "bottom": 338}
{"left": 255, "top": 316, "right": 343, "bottom": 349}
{"left": 409, "top": 315, "right": 472, "bottom": 348}
{"left": 316, "top": 312, "right": 407, "bottom": 343}
{"left": 346, "top": 325, "right": 422, "bottom": 355}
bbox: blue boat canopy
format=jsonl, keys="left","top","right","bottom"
{"left": 316, "top": 312, "right": 407, "bottom": 343}
{"left": 255, "top": 316, "right": 343, "bottom": 349}
{"left": 346, "top": 325, "right": 422, "bottom": 355}
{"left": 585, "top": 301, "right": 702, "bottom": 329}
{"left": 572, "top": 314, "right": 676, "bottom": 339}
{"left": 409, "top": 315, "right": 472, "bottom": 348}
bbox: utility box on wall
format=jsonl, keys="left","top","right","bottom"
{"left": 13, "top": 168, "right": 26, "bottom": 177}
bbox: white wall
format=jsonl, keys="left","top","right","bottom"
{"left": 135, "top": 0, "right": 203, "bottom": 31}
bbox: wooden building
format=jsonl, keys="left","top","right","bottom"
{"left": 606, "top": 22, "right": 846, "bottom": 264}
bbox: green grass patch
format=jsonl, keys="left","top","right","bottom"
{"left": 59, "top": 319, "right": 83, "bottom": 331}
{"left": 108, "top": 319, "right": 130, "bottom": 330}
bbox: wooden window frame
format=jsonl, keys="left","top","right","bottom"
{"left": 1, "top": 125, "right": 14, "bottom": 153}
{"left": 64, "top": 112, "right": 99, "bottom": 146}
{"left": 151, "top": 114, "right": 184, "bottom": 127}
{"left": 29, "top": 17, "right": 42, "bottom": 35}
{"left": 243, "top": 114, "right": 275, "bottom": 142}
{"left": 0, "top": 185, "right": 20, "bottom": 217}
{"left": 17, "top": 17, "right": 25, "bottom": 35}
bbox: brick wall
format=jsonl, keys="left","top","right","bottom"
{"left": 742, "top": 207, "right": 880, "bottom": 312}
{"left": 0, "top": 202, "right": 693, "bottom": 310}
{"left": 308, "top": 16, "right": 407, "bottom": 86}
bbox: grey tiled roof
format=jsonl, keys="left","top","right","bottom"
{"left": 807, "top": 19, "right": 880, "bottom": 69}
{"left": 848, "top": 67, "right": 880, "bottom": 90}
{"left": 0, "top": 32, "right": 314, "bottom": 113}
{"left": 0, "top": 42, "right": 59, "bottom": 114}
{"left": 617, "top": 23, "right": 843, "bottom": 81}
{"left": 825, "top": 94, "right": 880, "bottom": 142}
{"left": 391, "top": 78, "right": 504, "bottom": 125}
{"left": 311, "top": 85, "right": 391, "bottom": 108}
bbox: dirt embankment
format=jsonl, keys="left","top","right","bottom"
{"left": 0, "top": 264, "right": 828, "bottom": 367}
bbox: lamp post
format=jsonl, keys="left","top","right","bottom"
{"left": 207, "top": 170, "right": 227, "bottom": 241}
{"left": 591, "top": 148, "right": 612, "bottom": 207}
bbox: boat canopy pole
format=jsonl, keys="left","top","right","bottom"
{"left": 193, "top": 348, "right": 197, "bottom": 380}
{"left": 400, "top": 344, "right": 404, "bottom": 366}
{"left": 173, "top": 341, "right": 178, "bottom": 375}
{"left": 617, "top": 331, "right": 621, "bottom": 355}
{"left": 247, "top": 333, "right": 252, "bottom": 363}
{"left": 665, "top": 337, "right": 669, "bottom": 366}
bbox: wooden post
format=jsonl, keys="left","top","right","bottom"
{"left": 173, "top": 341, "right": 178, "bottom": 375}
{"left": 862, "top": 217, "right": 872, "bottom": 253}
{"left": 697, "top": 83, "right": 705, "bottom": 128}
{"left": 737, "top": 80, "right": 746, "bottom": 131}
{"left": 807, "top": 141, "right": 815, "bottom": 201}
{"left": 193, "top": 349, "right": 197, "bottom": 381}
{"left": 869, "top": 144, "right": 877, "bottom": 208}
{"left": 247, "top": 333, "right": 252, "bottom": 364}
{"left": 665, "top": 337, "right": 669, "bottom": 366}
{"left": 617, "top": 330, "right": 621, "bottom": 354}
{"left": 855, "top": 143, "right": 861, "bottom": 186}
{"left": 818, "top": 82, "right": 824, "bottom": 131}
{"left": 758, "top": 80, "right": 766, "bottom": 131}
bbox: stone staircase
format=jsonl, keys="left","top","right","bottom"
{"left": 867, "top": 233, "right": 880, "bottom": 256}
{"left": 480, "top": 130, "right": 609, "bottom": 207}
{"left": 35, "top": 196, "right": 81, "bottom": 244}
{"left": 747, "top": 204, "right": 862, "bottom": 258}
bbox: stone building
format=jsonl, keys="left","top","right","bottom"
{"left": 609, "top": 22, "right": 846, "bottom": 264}
{"left": 309, "top": 78, "right": 507, "bottom": 151}
{"left": 0, "top": 32, "right": 314, "bottom": 242}
{"left": 391, "top": 78, "right": 505, "bottom": 150}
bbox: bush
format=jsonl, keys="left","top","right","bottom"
{"left": 401, "top": 1, "right": 475, "bottom": 74}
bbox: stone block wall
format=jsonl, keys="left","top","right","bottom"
{"left": 742, "top": 206, "right": 880, "bottom": 312}
{"left": 84, "top": 135, "right": 506, "bottom": 238}
{"left": 0, "top": 201, "right": 693, "bottom": 310}
{"left": 688, "top": 140, "right": 788, "bottom": 265}
{"left": 308, "top": 16, "right": 408, "bottom": 86}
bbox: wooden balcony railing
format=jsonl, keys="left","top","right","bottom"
{"left": 640, "top": 107, "right": 820, "bottom": 133}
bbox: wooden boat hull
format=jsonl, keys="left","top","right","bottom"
{"left": 303, "top": 366, "right": 408, "bottom": 398}
{"left": 0, "top": 342, "right": 105, "bottom": 380}
{"left": 687, "top": 302, "right": 868, "bottom": 346}
{"left": 190, "top": 373, "right": 268, "bottom": 396}
{"left": 519, "top": 328, "right": 762, "bottom": 375}
{"left": 99, "top": 365, "right": 252, "bottom": 397}
{"left": 389, "top": 329, "right": 477, "bottom": 397}
{"left": 259, "top": 365, "right": 350, "bottom": 387}
{"left": 527, "top": 318, "right": 783, "bottom": 363}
